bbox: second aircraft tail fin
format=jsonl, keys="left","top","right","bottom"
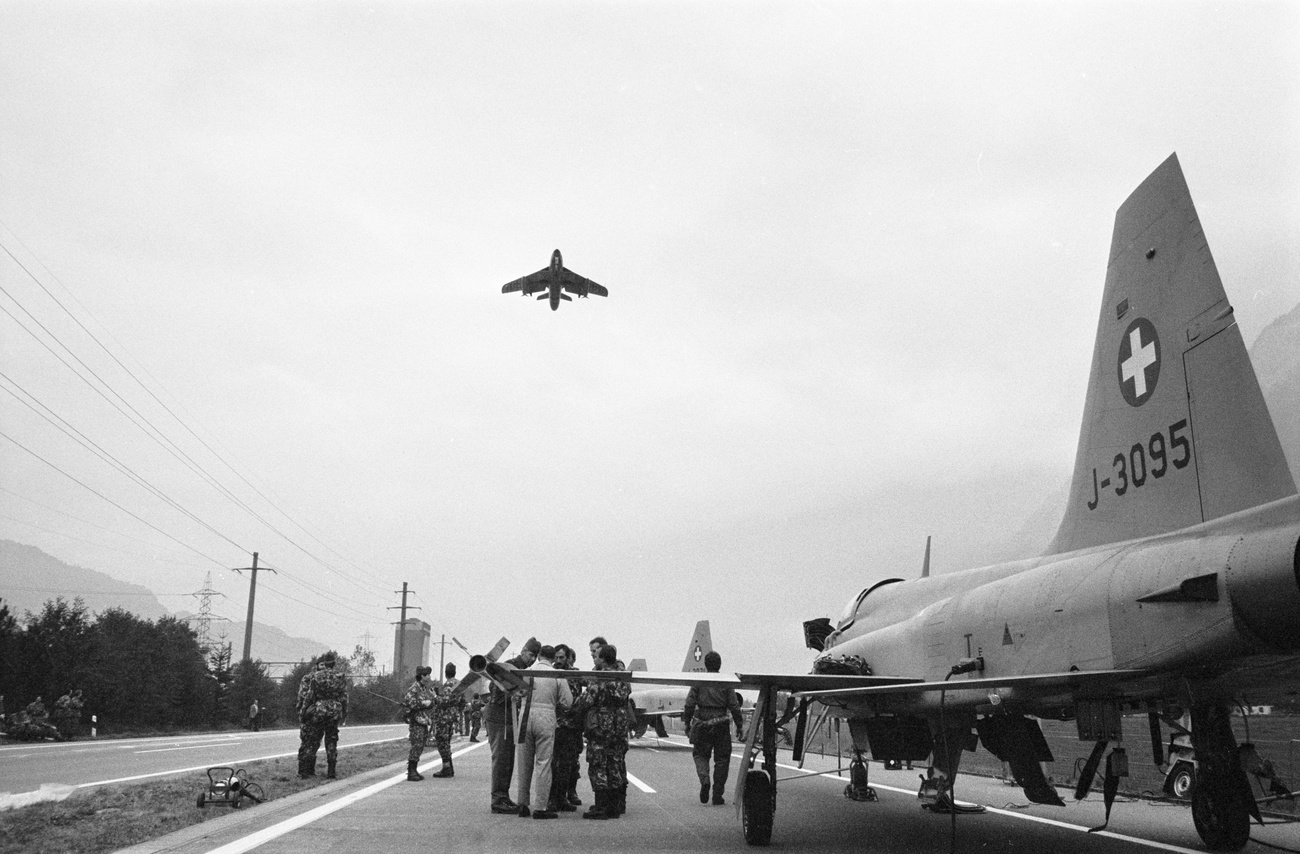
{"left": 681, "top": 620, "right": 713, "bottom": 673}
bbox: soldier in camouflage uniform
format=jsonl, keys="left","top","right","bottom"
{"left": 403, "top": 666, "right": 436, "bottom": 781}
{"left": 296, "top": 652, "right": 348, "bottom": 779}
{"left": 430, "top": 662, "right": 466, "bottom": 778}
{"left": 575, "top": 644, "right": 631, "bottom": 819}
{"left": 52, "top": 690, "right": 82, "bottom": 740}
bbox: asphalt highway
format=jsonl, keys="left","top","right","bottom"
{"left": 0, "top": 724, "right": 407, "bottom": 797}
{"left": 109, "top": 733, "right": 1300, "bottom": 854}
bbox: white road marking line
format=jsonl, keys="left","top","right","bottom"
{"left": 135, "top": 742, "right": 247, "bottom": 754}
{"left": 75, "top": 735, "right": 408, "bottom": 789}
{"left": 626, "top": 772, "right": 655, "bottom": 793}
{"left": 765, "top": 758, "right": 1205, "bottom": 854}
{"left": 201, "top": 741, "right": 488, "bottom": 854}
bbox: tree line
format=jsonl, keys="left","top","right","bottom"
{"left": 0, "top": 597, "right": 405, "bottom": 735}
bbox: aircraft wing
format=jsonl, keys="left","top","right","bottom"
{"left": 794, "top": 668, "right": 1149, "bottom": 702}
{"left": 502, "top": 268, "right": 551, "bottom": 295}
{"left": 561, "top": 270, "right": 608, "bottom": 298}
{"left": 517, "top": 669, "right": 921, "bottom": 692}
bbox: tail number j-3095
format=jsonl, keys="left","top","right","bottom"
{"left": 1086, "top": 419, "right": 1190, "bottom": 510}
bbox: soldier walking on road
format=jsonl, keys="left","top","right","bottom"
{"left": 682, "top": 650, "right": 744, "bottom": 806}
{"left": 296, "top": 652, "right": 349, "bottom": 779}
{"left": 403, "top": 666, "right": 436, "bottom": 781}
{"left": 431, "top": 662, "right": 465, "bottom": 778}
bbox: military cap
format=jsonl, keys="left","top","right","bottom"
{"left": 522, "top": 637, "right": 541, "bottom": 654}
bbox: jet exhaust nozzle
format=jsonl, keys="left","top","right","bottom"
{"left": 469, "top": 654, "right": 488, "bottom": 673}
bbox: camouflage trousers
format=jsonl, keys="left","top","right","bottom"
{"left": 585, "top": 737, "right": 628, "bottom": 791}
{"left": 433, "top": 723, "right": 453, "bottom": 762}
{"left": 298, "top": 719, "right": 340, "bottom": 772}
{"left": 408, "top": 723, "right": 430, "bottom": 763}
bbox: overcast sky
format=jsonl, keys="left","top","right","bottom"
{"left": 2, "top": 1, "right": 1297, "bottom": 677}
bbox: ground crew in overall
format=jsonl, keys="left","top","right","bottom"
{"left": 431, "top": 662, "right": 465, "bottom": 778}
{"left": 682, "top": 650, "right": 744, "bottom": 805}
{"left": 574, "top": 643, "right": 631, "bottom": 819}
{"left": 402, "top": 665, "right": 436, "bottom": 781}
{"left": 514, "top": 645, "right": 572, "bottom": 818}
{"left": 487, "top": 637, "right": 538, "bottom": 813}
{"left": 296, "top": 652, "right": 348, "bottom": 778}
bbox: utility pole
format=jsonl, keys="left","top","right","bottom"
{"left": 233, "top": 552, "right": 276, "bottom": 664}
{"left": 388, "top": 583, "right": 419, "bottom": 684}
{"left": 436, "top": 634, "right": 451, "bottom": 679}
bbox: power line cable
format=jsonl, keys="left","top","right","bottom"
{"left": 0, "top": 374, "right": 248, "bottom": 552}
{"left": 0, "top": 428, "right": 233, "bottom": 569}
{"left": 0, "top": 230, "right": 399, "bottom": 601}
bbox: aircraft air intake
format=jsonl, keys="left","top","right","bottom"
{"left": 1224, "top": 524, "right": 1300, "bottom": 651}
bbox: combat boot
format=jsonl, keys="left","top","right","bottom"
{"left": 326, "top": 759, "right": 337, "bottom": 779}
{"left": 431, "top": 758, "right": 454, "bottom": 778}
{"left": 407, "top": 761, "right": 423, "bottom": 781}
{"left": 582, "top": 790, "right": 609, "bottom": 820}
{"left": 298, "top": 757, "right": 316, "bottom": 779}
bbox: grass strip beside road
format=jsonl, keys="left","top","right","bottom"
{"left": 0, "top": 737, "right": 409, "bottom": 854}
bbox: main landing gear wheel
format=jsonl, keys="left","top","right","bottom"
{"left": 742, "top": 769, "right": 774, "bottom": 846}
{"left": 1191, "top": 773, "right": 1249, "bottom": 851}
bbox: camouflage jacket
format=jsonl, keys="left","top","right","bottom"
{"left": 298, "top": 667, "right": 349, "bottom": 723}
{"left": 403, "top": 679, "right": 438, "bottom": 728}
{"left": 432, "top": 680, "right": 465, "bottom": 728}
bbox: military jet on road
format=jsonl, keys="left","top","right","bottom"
{"left": 501, "top": 249, "right": 608, "bottom": 311}
{"left": 520, "top": 155, "right": 1300, "bottom": 851}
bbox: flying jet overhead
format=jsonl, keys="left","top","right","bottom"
{"left": 514, "top": 154, "right": 1300, "bottom": 851}
{"left": 500, "top": 249, "right": 608, "bottom": 311}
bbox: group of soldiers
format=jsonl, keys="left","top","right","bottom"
{"left": 293, "top": 636, "right": 741, "bottom": 822}
{"left": 3, "top": 691, "right": 85, "bottom": 741}
{"left": 478, "top": 636, "right": 634, "bottom": 820}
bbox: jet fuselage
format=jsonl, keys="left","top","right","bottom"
{"left": 821, "top": 494, "right": 1300, "bottom": 718}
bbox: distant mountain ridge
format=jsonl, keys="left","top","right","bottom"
{"left": 1251, "top": 301, "right": 1300, "bottom": 484}
{"left": 0, "top": 540, "right": 333, "bottom": 666}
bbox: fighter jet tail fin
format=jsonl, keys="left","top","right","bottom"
{"left": 1048, "top": 153, "right": 1295, "bottom": 555}
{"left": 681, "top": 620, "right": 714, "bottom": 673}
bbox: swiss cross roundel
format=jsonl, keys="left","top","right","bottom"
{"left": 1117, "top": 317, "right": 1161, "bottom": 407}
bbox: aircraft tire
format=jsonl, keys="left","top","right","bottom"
{"left": 742, "top": 769, "right": 773, "bottom": 846}
{"left": 1190, "top": 770, "right": 1249, "bottom": 851}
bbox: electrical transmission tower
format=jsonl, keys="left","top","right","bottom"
{"left": 189, "top": 572, "right": 229, "bottom": 655}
